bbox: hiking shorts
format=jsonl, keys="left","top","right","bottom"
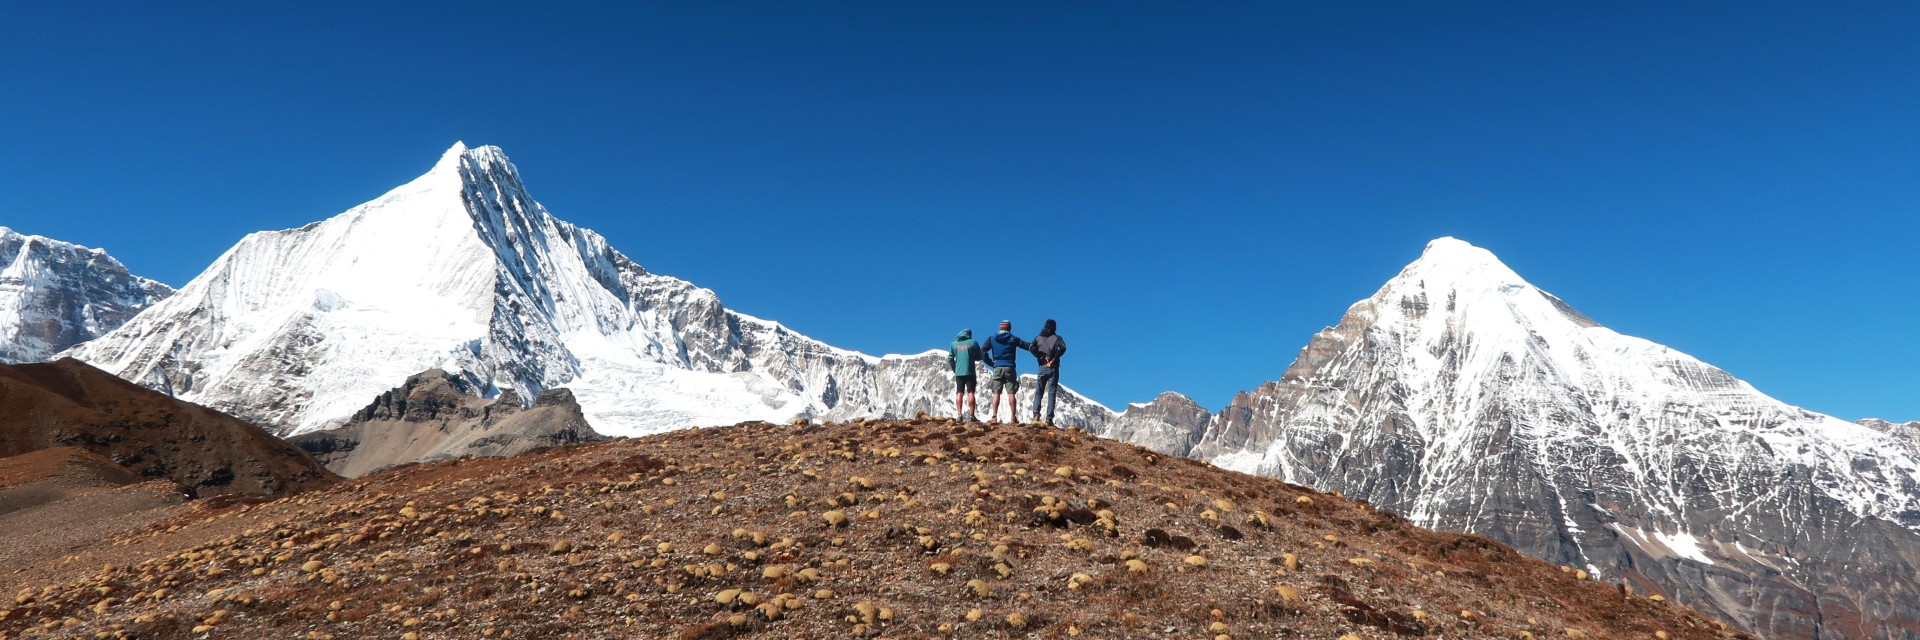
{"left": 986, "top": 366, "right": 1016, "bottom": 393}
{"left": 955, "top": 374, "right": 977, "bottom": 393}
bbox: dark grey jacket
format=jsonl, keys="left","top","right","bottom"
{"left": 1030, "top": 332, "right": 1066, "bottom": 367}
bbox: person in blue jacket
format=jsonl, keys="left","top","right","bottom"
{"left": 981, "top": 320, "right": 1031, "bottom": 424}
{"left": 949, "top": 328, "right": 984, "bottom": 421}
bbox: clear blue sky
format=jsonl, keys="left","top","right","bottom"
{"left": 4, "top": 3, "right": 1916, "bottom": 421}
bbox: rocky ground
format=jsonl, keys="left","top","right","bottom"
{"left": 0, "top": 448, "right": 191, "bottom": 598}
{"left": 0, "top": 418, "right": 1753, "bottom": 639}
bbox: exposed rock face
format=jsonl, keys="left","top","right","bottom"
{"left": 1860, "top": 418, "right": 1920, "bottom": 439}
{"left": 65, "top": 143, "right": 1114, "bottom": 437}
{"left": 1098, "top": 391, "right": 1210, "bottom": 456}
{"left": 1184, "top": 238, "right": 1920, "bottom": 640}
{"left": 289, "top": 369, "right": 607, "bottom": 477}
{"left": 0, "top": 358, "right": 336, "bottom": 497}
{"left": 0, "top": 228, "right": 171, "bottom": 364}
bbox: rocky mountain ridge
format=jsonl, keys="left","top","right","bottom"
{"left": 288, "top": 368, "right": 608, "bottom": 478}
{"left": 0, "top": 227, "right": 172, "bottom": 364}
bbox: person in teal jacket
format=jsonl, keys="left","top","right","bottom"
{"left": 949, "top": 329, "right": 984, "bottom": 421}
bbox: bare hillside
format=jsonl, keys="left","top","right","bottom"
{"left": 0, "top": 419, "right": 1751, "bottom": 639}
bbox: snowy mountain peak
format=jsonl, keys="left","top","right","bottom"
{"left": 421, "top": 142, "right": 516, "bottom": 184}
{"left": 1362, "top": 237, "right": 1604, "bottom": 337}
{"left": 455, "top": 144, "right": 516, "bottom": 174}
{"left": 434, "top": 141, "right": 471, "bottom": 168}
{"left": 1398, "top": 236, "right": 1531, "bottom": 293}
{"left": 1, "top": 226, "right": 57, "bottom": 252}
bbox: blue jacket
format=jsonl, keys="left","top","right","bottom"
{"left": 983, "top": 331, "right": 1030, "bottom": 370}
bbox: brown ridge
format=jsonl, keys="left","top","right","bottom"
{"left": 0, "top": 358, "right": 337, "bottom": 497}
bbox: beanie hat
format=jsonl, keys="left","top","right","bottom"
{"left": 998, "top": 320, "right": 1012, "bottom": 331}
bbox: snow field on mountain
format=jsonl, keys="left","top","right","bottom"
{"left": 565, "top": 358, "right": 799, "bottom": 437}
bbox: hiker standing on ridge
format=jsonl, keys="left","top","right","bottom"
{"left": 949, "top": 329, "right": 983, "bottom": 421}
{"left": 1028, "top": 318, "right": 1067, "bottom": 426}
{"left": 981, "top": 320, "right": 1030, "bottom": 424}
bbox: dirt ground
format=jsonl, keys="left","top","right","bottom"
{"left": 0, "top": 418, "right": 1754, "bottom": 639}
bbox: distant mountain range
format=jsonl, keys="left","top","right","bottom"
{"left": 0, "top": 227, "right": 171, "bottom": 364}
{"left": 10, "top": 144, "right": 1917, "bottom": 639}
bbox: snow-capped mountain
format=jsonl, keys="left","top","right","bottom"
{"left": 65, "top": 143, "right": 1113, "bottom": 437}
{"left": 1136, "top": 238, "right": 1920, "bottom": 640}
{"left": 0, "top": 227, "right": 172, "bottom": 363}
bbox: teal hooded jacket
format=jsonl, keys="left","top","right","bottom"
{"left": 949, "top": 330, "right": 983, "bottom": 377}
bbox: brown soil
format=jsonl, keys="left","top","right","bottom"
{"left": 0, "top": 419, "right": 1752, "bottom": 639}
{"left": 0, "top": 359, "right": 337, "bottom": 497}
{"left": 0, "top": 447, "right": 144, "bottom": 501}
{"left": 0, "top": 448, "right": 191, "bottom": 600}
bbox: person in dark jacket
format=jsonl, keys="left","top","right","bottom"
{"left": 949, "top": 329, "right": 984, "bottom": 421}
{"left": 981, "top": 320, "right": 1030, "bottom": 424}
{"left": 1028, "top": 318, "right": 1067, "bottom": 426}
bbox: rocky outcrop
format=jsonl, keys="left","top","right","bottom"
{"left": 289, "top": 369, "right": 607, "bottom": 477}
{"left": 0, "top": 358, "right": 335, "bottom": 497}
{"left": 1183, "top": 238, "right": 1920, "bottom": 640}
{"left": 0, "top": 228, "right": 171, "bottom": 364}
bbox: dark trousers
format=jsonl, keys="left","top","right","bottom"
{"left": 1031, "top": 366, "right": 1060, "bottom": 421}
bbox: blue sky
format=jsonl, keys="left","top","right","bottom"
{"left": 4, "top": 3, "right": 1916, "bottom": 420}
